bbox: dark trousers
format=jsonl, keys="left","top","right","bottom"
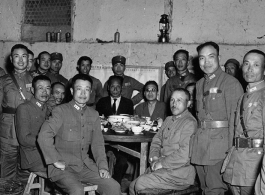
{"left": 196, "top": 161, "right": 228, "bottom": 195}
{"left": 112, "top": 151, "right": 128, "bottom": 184}
{"left": 0, "top": 142, "right": 29, "bottom": 185}
{"left": 49, "top": 165, "right": 121, "bottom": 195}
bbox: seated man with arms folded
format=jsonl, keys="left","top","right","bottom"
{"left": 38, "top": 74, "right": 121, "bottom": 195}
{"left": 129, "top": 88, "right": 197, "bottom": 195}
{"left": 135, "top": 80, "right": 167, "bottom": 122}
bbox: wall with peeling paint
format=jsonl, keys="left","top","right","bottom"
{"left": 1, "top": 0, "right": 265, "bottom": 86}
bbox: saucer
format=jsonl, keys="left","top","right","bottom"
{"left": 133, "top": 132, "right": 143, "bottom": 135}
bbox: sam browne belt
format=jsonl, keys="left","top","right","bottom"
{"left": 234, "top": 137, "right": 263, "bottom": 148}
{"left": 198, "top": 120, "right": 228, "bottom": 129}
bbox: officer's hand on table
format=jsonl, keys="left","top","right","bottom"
{"left": 99, "top": 169, "right": 111, "bottom": 179}
{"left": 53, "top": 161, "right": 66, "bottom": 170}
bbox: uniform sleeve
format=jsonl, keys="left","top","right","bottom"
{"left": 160, "top": 119, "right": 197, "bottom": 169}
{"left": 226, "top": 79, "right": 244, "bottom": 148}
{"left": 255, "top": 155, "right": 265, "bottom": 195}
{"left": 95, "top": 98, "right": 104, "bottom": 116}
{"left": 128, "top": 100, "right": 134, "bottom": 115}
{"left": 37, "top": 106, "right": 64, "bottom": 164}
{"left": 91, "top": 116, "right": 109, "bottom": 170}
{"left": 16, "top": 104, "right": 37, "bottom": 147}
{"left": 95, "top": 80, "right": 103, "bottom": 104}
{"left": 131, "top": 78, "right": 144, "bottom": 105}
{"left": 163, "top": 79, "right": 172, "bottom": 104}
{"left": 102, "top": 81, "right": 108, "bottom": 97}
{"left": 160, "top": 84, "right": 166, "bottom": 102}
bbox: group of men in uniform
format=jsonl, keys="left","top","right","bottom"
{"left": 1, "top": 41, "right": 265, "bottom": 195}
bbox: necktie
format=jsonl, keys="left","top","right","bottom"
{"left": 112, "top": 99, "right": 117, "bottom": 114}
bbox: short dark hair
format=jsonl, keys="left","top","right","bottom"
{"left": 173, "top": 49, "right": 189, "bottom": 60}
{"left": 172, "top": 88, "right": 190, "bottom": 101}
{"left": 38, "top": 51, "right": 50, "bottom": 61}
{"left": 32, "top": 75, "right": 51, "bottom": 89}
{"left": 51, "top": 81, "right": 65, "bottom": 91}
{"left": 186, "top": 82, "right": 196, "bottom": 89}
{"left": 107, "top": 75, "right": 124, "bottom": 87}
{"left": 11, "top": 44, "right": 28, "bottom": 55}
{"left": 197, "top": 41, "right": 219, "bottom": 55}
{"left": 144, "top": 80, "right": 159, "bottom": 92}
{"left": 71, "top": 74, "right": 93, "bottom": 89}
{"left": 27, "top": 49, "right": 34, "bottom": 56}
{"left": 77, "top": 56, "right": 93, "bottom": 66}
{"left": 243, "top": 49, "right": 265, "bottom": 63}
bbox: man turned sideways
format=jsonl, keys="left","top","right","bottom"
{"left": 38, "top": 74, "right": 121, "bottom": 195}
{"left": 223, "top": 50, "right": 265, "bottom": 195}
{"left": 16, "top": 75, "right": 51, "bottom": 173}
{"left": 129, "top": 88, "right": 197, "bottom": 195}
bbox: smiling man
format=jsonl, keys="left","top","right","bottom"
{"left": 163, "top": 50, "right": 197, "bottom": 103}
{"left": 38, "top": 74, "right": 121, "bottom": 195}
{"left": 190, "top": 42, "right": 243, "bottom": 195}
{"left": 223, "top": 50, "right": 265, "bottom": 195}
{"left": 49, "top": 52, "right": 68, "bottom": 85}
{"left": 0, "top": 44, "right": 33, "bottom": 184}
{"left": 16, "top": 75, "right": 51, "bottom": 173}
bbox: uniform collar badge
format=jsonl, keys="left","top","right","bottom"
{"left": 209, "top": 74, "right": 215, "bottom": 80}
{"left": 249, "top": 86, "right": 257, "bottom": 93}
{"left": 74, "top": 104, "right": 80, "bottom": 110}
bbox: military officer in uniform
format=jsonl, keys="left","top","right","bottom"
{"left": 102, "top": 55, "right": 144, "bottom": 105}
{"left": 0, "top": 44, "right": 33, "bottom": 183}
{"left": 190, "top": 42, "right": 243, "bottom": 195}
{"left": 38, "top": 74, "right": 121, "bottom": 195}
{"left": 223, "top": 49, "right": 265, "bottom": 195}
{"left": 163, "top": 49, "right": 196, "bottom": 103}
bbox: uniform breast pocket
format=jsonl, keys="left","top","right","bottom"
{"left": 62, "top": 123, "right": 81, "bottom": 141}
{"left": 208, "top": 93, "right": 224, "bottom": 112}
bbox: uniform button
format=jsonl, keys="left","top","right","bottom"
{"left": 82, "top": 125, "right": 84, "bottom": 127}
{"left": 82, "top": 136, "right": 84, "bottom": 139}
{"left": 82, "top": 148, "right": 84, "bottom": 150}
{"left": 81, "top": 113, "right": 83, "bottom": 116}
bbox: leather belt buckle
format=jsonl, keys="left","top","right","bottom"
{"left": 234, "top": 137, "right": 263, "bottom": 148}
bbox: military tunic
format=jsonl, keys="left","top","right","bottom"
{"left": 0, "top": 67, "right": 6, "bottom": 77}
{"left": 0, "top": 71, "right": 33, "bottom": 181}
{"left": 31, "top": 69, "right": 60, "bottom": 84}
{"left": 129, "top": 110, "right": 197, "bottom": 194}
{"left": 50, "top": 72, "right": 68, "bottom": 86}
{"left": 16, "top": 97, "right": 47, "bottom": 171}
{"left": 164, "top": 70, "right": 196, "bottom": 103}
{"left": 38, "top": 100, "right": 120, "bottom": 195}
{"left": 103, "top": 75, "right": 144, "bottom": 105}
{"left": 223, "top": 81, "right": 265, "bottom": 187}
{"left": 191, "top": 67, "right": 243, "bottom": 165}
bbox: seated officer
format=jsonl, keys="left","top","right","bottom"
{"left": 49, "top": 52, "right": 68, "bottom": 85}
{"left": 102, "top": 55, "right": 144, "bottom": 105}
{"left": 16, "top": 75, "right": 51, "bottom": 172}
{"left": 129, "top": 88, "right": 197, "bottom": 195}
{"left": 96, "top": 75, "right": 134, "bottom": 117}
{"left": 223, "top": 49, "right": 265, "bottom": 195}
{"left": 164, "top": 50, "right": 196, "bottom": 103}
{"left": 38, "top": 74, "right": 121, "bottom": 195}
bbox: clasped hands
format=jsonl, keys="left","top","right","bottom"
{"left": 53, "top": 161, "right": 111, "bottom": 179}
{"left": 150, "top": 156, "right": 162, "bottom": 171}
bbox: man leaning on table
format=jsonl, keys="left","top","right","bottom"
{"left": 129, "top": 88, "right": 197, "bottom": 195}
{"left": 38, "top": 74, "right": 121, "bottom": 195}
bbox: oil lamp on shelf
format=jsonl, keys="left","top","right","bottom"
{"left": 158, "top": 14, "right": 169, "bottom": 43}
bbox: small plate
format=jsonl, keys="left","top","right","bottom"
{"left": 133, "top": 132, "right": 143, "bottom": 135}
{"left": 115, "top": 130, "right": 126, "bottom": 133}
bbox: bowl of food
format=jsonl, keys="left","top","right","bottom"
{"left": 141, "top": 124, "right": 152, "bottom": 131}
{"left": 132, "top": 126, "right": 143, "bottom": 134}
{"left": 108, "top": 115, "right": 130, "bottom": 125}
{"left": 124, "top": 120, "right": 140, "bottom": 130}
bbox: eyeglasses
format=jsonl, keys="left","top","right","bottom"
{"left": 145, "top": 88, "right": 157, "bottom": 93}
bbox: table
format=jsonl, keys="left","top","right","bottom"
{"left": 103, "top": 130, "right": 155, "bottom": 175}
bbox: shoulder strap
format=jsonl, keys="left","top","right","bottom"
{"left": 239, "top": 95, "right": 248, "bottom": 138}
{"left": 9, "top": 73, "right": 26, "bottom": 101}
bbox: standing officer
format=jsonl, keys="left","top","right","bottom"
{"left": 0, "top": 44, "right": 33, "bottom": 183}
{"left": 49, "top": 52, "right": 68, "bottom": 85}
{"left": 223, "top": 50, "right": 265, "bottom": 195}
{"left": 102, "top": 55, "right": 144, "bottom": 105}
{"left": 38, "top": 74, "right": 121, "bottom": 195}
{"left": 163, "top": 49, "right": 196, "bottom": 103}
{"left": 190, "top": 42, "right": 243, "bottom": 195}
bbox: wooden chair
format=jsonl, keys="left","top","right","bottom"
{"left": 23, "top": 172, "right": 98, "bottom": 195}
